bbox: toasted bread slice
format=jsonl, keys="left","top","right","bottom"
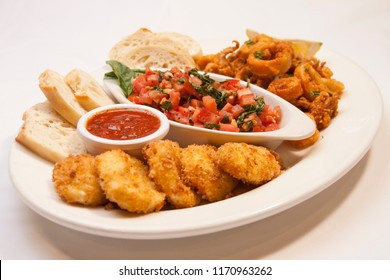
{"left": 108, "top": 28, "right": 154, "bottom": 59}
{"left": 39, "top": 69, "right": 87, "bottom": 126}
{"left": 65, "top": 68, "right": 114, "bottom": 111}
{"left": 110, "top": 45, "right": 196, "bottom": 69}
{"left": 15, "top": 101, "right": 87, "bottom": 163}
{"left": 109, "top": 28, "right": 191, "bottom": 60}
{"left": 157, "top": 32, "right": 203, "bottom": 60}
{"left": 109, "top": 28, "right": 197, "bottom": 69}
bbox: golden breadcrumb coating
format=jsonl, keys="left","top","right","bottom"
{"left": 180, "top": 144, "right": 239, "bottom": 202}
{"left": 142, "top": 140, "right": 200, "bottom": 208}
{"left": 95, "top": 149, "right": 166, "bottom": 214}
{"left": 216, "top": 142, "right": 281, "bottom": 185}
{"left": 52, "top": 154, "right": 107, "bottom": 206}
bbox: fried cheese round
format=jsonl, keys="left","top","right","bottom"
{"left": 216, "top": 142, "right": 282, "bottom": 185}
{"left": 52, "top": 154, "right": 107, "bottom": 206}
{"left": 180, "top": 144, "right": 238, "bottom": 202}
{"left": 95, "top": 149, "right": 166, "bottom": 214}
{"left": 142, "top": 140, "right": 200, "bottom": 209}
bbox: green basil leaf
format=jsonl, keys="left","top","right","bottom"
{"left": 104, "top": 60, "right": 145, "bottom": 97}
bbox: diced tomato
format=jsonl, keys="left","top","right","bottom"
{"left": 265, "top": 123, "right": 279, "bottom": 131}
{"left": 132, "top": 75, "right": 147, "bottom": 93}
{"left": 231, "top": 104, "right": 245, "bottom": 118}
{"left": 190, "top": 108, "right": 201, "bottom": 123}
{"left": 273, "top": 106, "right": 282, "bottom": 123}
{"left": 146, "top": 74, "right": 159, "bottom": 87}
{"left": 190, "top": 99, "right": 203, "bottom": 108}
{"left": 178, "top": 106, "right": 190, "bottom": 116}
{"left": 148, "top": 90, "right": 166, "bottom": 104}
{"left": 221, "top": 102, "right": 233, "bottom": 112}
{"left": 169, "top": 109, "right": 190, "bottom": 124}
{"left": 196, "top": 108, "right": 220, "bottom": 124}
{"left": 181, "top": 81, "right": 201, "bottom": 98}
{"left": 222, "top": 79, "right": 240, "bottom": 90}
{"left": 160, "top": 79, "right": 172, "bottom": 89}
{"left": 172, "top": 81, "right": 184, "bottom": 92}
{"left": 237, "top": 88, "right": 256, "bottom": 107}
{"left": 220, "top": 123, "right": 240, "bottom": 132}
{"left": 202, "top": 95, "right": 218, "bottom": 113}
{"left": 219, "top": 111, "right": 233, "bottom": 123}
{"left": 226, "top": 95, "right": 236, "bottom": 105}
{"left": 168, "top": 90, "right": 181, "bottom": 109}
{"left": 259, "top": 105, "right": 281, "bottom": 126}
{"left": 189, "top": 75, "right": 202, "bottom": 86}
{"left": 239, "top": 93, "right": 256, "bottom": 107}
{"left": 237, "top": 88, "right": 252, "bottom": 98}
{"left": 131, "top": 94, "right": 153, "bottom": 105}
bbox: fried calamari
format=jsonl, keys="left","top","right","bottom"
{"left": 197, "top": 31, "right": 345, "bottom": 147}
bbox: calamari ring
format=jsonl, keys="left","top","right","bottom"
{"left": 247, "top": 41, "right": 294, "bottom": 77}
{"left": 287, "top": 113, "right": 320, "bottom": 148}
{"left": 238, "top": 34, "right": 274, "bottom": 58}
{"left": 294, "top": 62, "right": 328, "bottom": 101}
{"left": 267, "top": 76, "right": 303, "bottom": 102}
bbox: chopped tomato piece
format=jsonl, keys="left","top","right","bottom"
{"left": 190, "top": 108, "right": 201, "bottom": 123}
{"left": 265, "top": 123, "right": 279, "bottom": 131}
{"left": 190, "top": 99, "right": 203, "bottom": 108}
{"left": 220, "top": 123, "right": 240, "bottom": 132}
{"left": 182, "top": 81, "right": 199, "bottom": 97}
{"left": 231, "top": 104, "right": 245, "bottom": 118}
{"left": 130, "top": 94, "right": 153, "bottom": 105}
{"left": 222, "top": 79, "right": 241, "bottom": 90}
{"left": 239, "top": 93, "right": 256, "bottom": 107}
{"left": 169, "top": 109, "right": 190, "bottom": 124}
{"left": 132, "top": 75, "right": 147, "bottom": 93}
{"left": 202, "top": 95, "right": 218, "bottom": 113}
{"left": 168, "top": 90, "right": 181, "bottom": 109}
{"left": 196, "top": 108, "right": 220, "bottom": 124}
{"left": 148, "top": 90, "right": 166, "bottom": 104}
{"left": 221, "top": 102, "right": 233, "bottom": 112}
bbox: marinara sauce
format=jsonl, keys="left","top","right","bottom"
{"left": 86, "top": 109, "right": 160, "bottom": 140}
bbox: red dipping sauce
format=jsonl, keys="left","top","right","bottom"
{"left": 86, "top": 108, "right": 160, "bottom": 140}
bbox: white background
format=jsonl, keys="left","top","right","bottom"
{"left": 1, "top": 0, "right": 389, "bottom": 259}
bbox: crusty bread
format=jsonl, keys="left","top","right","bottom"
{"left": 157, "top": 32, "right": 203, "bottom": 60}
{"left": 15, "top": 101, "right": 87, "bottom": 163}
{"left": 109, "top": 28, "right": 197, "bottom": 69}
{"left": 109, "top": 28, "right": 190, "bottom": 59}
{"left": 108, "top": 28, "right": 154, "bottom": 58}
{"left": 65, "top": 68, "right": 114, "bottom": 111}
{"left": 39, "top": 69, "right": 87, "bottom": 126}
{"left": 110, "top": 45, "right": 197, "bottom": 69}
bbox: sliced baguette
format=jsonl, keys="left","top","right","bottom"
{"left": 110, "top": 45, "right": 196, "bottom": 69}
{"left": 64, "top": 68, "right": 114, "bottom": 111}
{"left": 15, "top": 101, "right": 87, "bottom": 163}
{"left": 39, "top": 69, "right": 87, "bottom": 126}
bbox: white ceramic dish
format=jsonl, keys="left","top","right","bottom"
{"left": 77, "top": 103, "right": 169, "bottom": 158}
{"left": 103, "top": 69, "right": 316, "bottom": 149}
{"left": 9, "top": 47, "right": 383, "bottom": 239}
